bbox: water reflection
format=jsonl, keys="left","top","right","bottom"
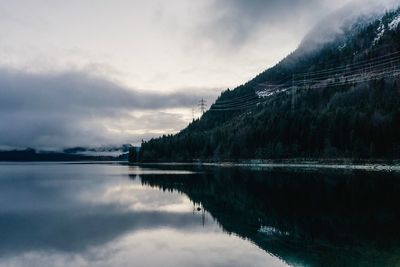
{"left": 141, "top": 165, "right": 400, "bottom": 267}
{"left": 0, "top": 163, "right": 286, "bottom": 267}
{"left": 1, "top": 163, "right": 400, "bottom": 266}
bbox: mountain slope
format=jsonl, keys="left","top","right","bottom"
{"left": 137, "top": 7, "right": 400, "bottom": 162}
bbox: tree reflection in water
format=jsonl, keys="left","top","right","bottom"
{"left": 137, "top": 166, "right": 400, "bottom": 267}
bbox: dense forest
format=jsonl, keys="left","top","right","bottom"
{"left": 135, "top": 8, "right": 400, "bottom": 162}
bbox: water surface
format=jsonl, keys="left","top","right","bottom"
{"left": 0, "top": 162, "right": 400, "bottom": 267}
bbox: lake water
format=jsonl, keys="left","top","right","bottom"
{"left": 0, "top": 162, "right": 400, "bottom": 267}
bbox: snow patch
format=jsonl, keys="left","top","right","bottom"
{"left": 258, "top": 226, "right": 290, "bottom": 236}
{"left": 389, "top": 14, "right": 400, "bottom": 30}
{"left": 373, "top": 22, "right": 385, "bottom": 44}
{"left": 257, "top": 88, "right": 288, "bottom": 98}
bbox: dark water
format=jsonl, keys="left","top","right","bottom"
{"left": 0, "top": 163, "right": 400, "bottom": 267}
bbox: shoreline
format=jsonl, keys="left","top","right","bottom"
{"left": 137, "top": 159, "right": 400, "bottom": 172}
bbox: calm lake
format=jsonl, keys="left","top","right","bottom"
{"left": 0, "top": 162, "right": 400, "bottom": 267}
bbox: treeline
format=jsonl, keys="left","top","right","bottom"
{"left": 138, "top": 78, "right": 400, "bottom": 162}
{"left": 0, "top": 148, "right": 126, "bottom": 161}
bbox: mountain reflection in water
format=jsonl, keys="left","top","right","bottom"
{"left": 140, "top": 165, "right": 400, "bottom": 267}
{"left": 0, "top": 163, "right": 399, "bottom": 267}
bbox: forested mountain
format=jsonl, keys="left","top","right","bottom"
{"left": 137, "top": 6, "right": 400, "bottom": 162}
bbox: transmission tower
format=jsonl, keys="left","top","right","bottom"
{"left": 199, "top": 98, "right": 207, "bottom": 115}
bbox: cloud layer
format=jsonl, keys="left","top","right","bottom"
{"left": 196, "top": 0, "right": 350, "bottom": 50}
{"left": 0, "top": 68, "right": 214, "bottom": 149}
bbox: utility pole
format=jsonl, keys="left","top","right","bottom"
{"left": 192, "top": 108, "right": 196, "bottom": 121}
{"left": 199, "top": 98, "right": 207, "bottom": 115}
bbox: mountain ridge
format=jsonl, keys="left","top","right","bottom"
{"left": 136, "top": 5, "right": 400, "bottom": 162}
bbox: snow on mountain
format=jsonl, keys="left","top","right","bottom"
{"left": 373, "top": 21, "right": 385, "bottom": 45}
{"left": 372, "top": 8, "right": 400, "bottom": 45}
{"left": 299, "top": 2, "right": 386, "bottom": 53}
{"left": 389, "top": 13, "right": 400, "bottom": 30}
{"left": 299, "top": 2, "right": 400, "bottom": 55}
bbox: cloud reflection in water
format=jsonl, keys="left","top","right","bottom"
{"left": 0, "top": 163, "right": 286, "bottom": 267}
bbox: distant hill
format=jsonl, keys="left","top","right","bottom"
{"left": 138, "top": 6, "right": 400, "bottom": 162}
{"left": 0, "top": 145, "right": 132, "bottom": 161}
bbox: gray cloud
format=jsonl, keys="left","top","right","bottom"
{"left": 0, "top": 68, "right": 216, "bottom": 149}
{"left": 197, "top": 0, "right": 400, "bottom": 52}
{"left": 198, "top": 0, "right": 344, "bottom": 49}
{"left": 0, "top": 69, "right": 209, "bottom": 113}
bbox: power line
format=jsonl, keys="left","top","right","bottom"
{"left": 209, "top": 99, "right": 261, "bottom": 111}
{"left": 207, "top": 45, "right": 400, "bottom": 113}
{"left": 294, "top": 50, "right": 400, "bottom": 78}
{"left": 256, "top": 46, "right": 400, "bottom": 91}
{"left": 212, "top": 96, "right": 259, "bottom": 108}
{"left": 213, "top": 93, "right": 257, "bottom": 105}
{"left": 214, "top": 54, "right": 400, "bottom": 108}
{"left": 258, "top": 53, "right": 400, "bottom": 95}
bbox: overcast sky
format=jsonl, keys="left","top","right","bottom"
{"left": 0, "top": 0, "right": 396, "bottom": 149}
